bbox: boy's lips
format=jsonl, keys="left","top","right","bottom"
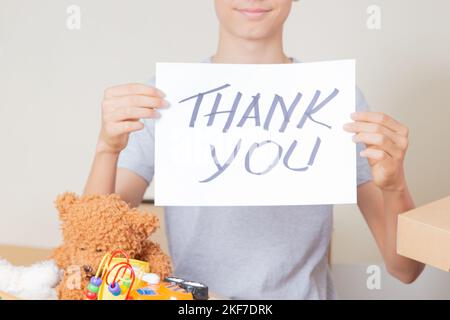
{"left": 236, "top": 7, "right": 272, "bottom": 18}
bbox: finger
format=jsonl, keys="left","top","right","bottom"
{"left": 352, "top": 132, "right": 402, "bottom": 159}
{"left": 360, "top": 148, "right": 391, "bottom": 165}
{"left": 104, "top": 83, "right": 165, "bottom": 99}
{"left": 343, "top": 121, "right": 409, "bottom": 150}
{"left": 108, "top": 121, "right": 145, "bottom": 135}
{"left": 108, "top": 107, "right": 161, "bottom": 122}
{"left": 103, "top": 95, "right": 169, "bottom": 110}
{"left": 351, "top": 112, "right": 409, "bottom": 137}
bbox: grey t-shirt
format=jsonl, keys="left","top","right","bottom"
{"left": 117, "top": 57, "right": 372, "bottom": 299}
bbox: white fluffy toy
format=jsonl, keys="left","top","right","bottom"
{"left": 0, "top": 258, "right": 60, "bottom": 300}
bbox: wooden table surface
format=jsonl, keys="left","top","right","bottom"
{"left": 0, "top": 244, "right": 52, "bottom": 265}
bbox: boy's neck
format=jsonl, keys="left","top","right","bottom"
{"left": 212, "top": 27, "right": 291, "bottom": 64}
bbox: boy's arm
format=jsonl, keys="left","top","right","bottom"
{"left": 345, "top": 111, "right": 425, "bottom": 283}
{"left": 83, "top": 146, "right": 148, "bottom": 207}
{"left": 116, "top": 168, "right": 148, "bottom": 208}
{"left": 357, "top": 181, "right": 425, "bottom": 283}
{"left": 84, "top": 145, "right": 120, "bottom": 196}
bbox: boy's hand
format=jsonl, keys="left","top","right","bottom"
{"left": 344, "top": 112, "right": 410, "bottom": 192}
{"left": 97, "top": 83, "right": 168, "bottom": 154}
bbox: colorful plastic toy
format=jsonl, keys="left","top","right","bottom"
{"left": 85, "top": 250, "right": 208, "bottom": 300}
{"left": 130, "top": 276, "right": 208, "bottom": 300}
{"left": 85, "top": 250, "right": 149, "bottom": 300}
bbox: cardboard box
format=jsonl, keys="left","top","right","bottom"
{"left": 398, "top": 196, "right": 450, "bottom": 271}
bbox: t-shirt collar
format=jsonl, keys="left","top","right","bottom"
{"left": 203, "top": 56, "right": 300, "bottom": 64}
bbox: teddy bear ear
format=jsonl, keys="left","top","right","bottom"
{"left": 55, "top": 192, "right": 79, "bottom": 220}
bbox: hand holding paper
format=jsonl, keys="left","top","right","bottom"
{"left": 344, "top": 111, "right": 410, "bottom": 192}
{"left": 98, "top": 83, "right": 168, "bottom": 154}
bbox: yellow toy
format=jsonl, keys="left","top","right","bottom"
{"left": 130, "top": 277, "right": 208, "bottom": 300}
{"left": 85, "top": 250, "right": 149, "bottom": 300}
{"left": 130, "top": 278, "right": 194, "bottom": 300}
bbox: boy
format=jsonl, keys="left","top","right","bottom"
{"left": 84, "top": 0, "right": 424, "bottom": 299}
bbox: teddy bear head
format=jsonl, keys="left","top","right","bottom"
{"left": 53, "top": 192, "right": 159, "bottom": 281}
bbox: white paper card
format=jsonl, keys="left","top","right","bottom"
{"left": 155, "top": 60, "right": 356, "bottom": 206}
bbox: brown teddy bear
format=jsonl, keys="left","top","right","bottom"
{"left": 52, "top": 192, "right": 172, "bottom": 300}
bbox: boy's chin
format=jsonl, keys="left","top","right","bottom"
{"left": 232, "top": 27, "right": 278, "bottom": 41}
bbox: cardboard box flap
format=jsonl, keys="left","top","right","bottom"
{"left": 398, "top": 196, "right": 450, "bottom": 272}
{"left": 403, "top": 196, "right": 450, "bottom": 229}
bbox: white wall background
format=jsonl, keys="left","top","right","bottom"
{"left": 1, "top": 0, "right": 450, "bottom": 298}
